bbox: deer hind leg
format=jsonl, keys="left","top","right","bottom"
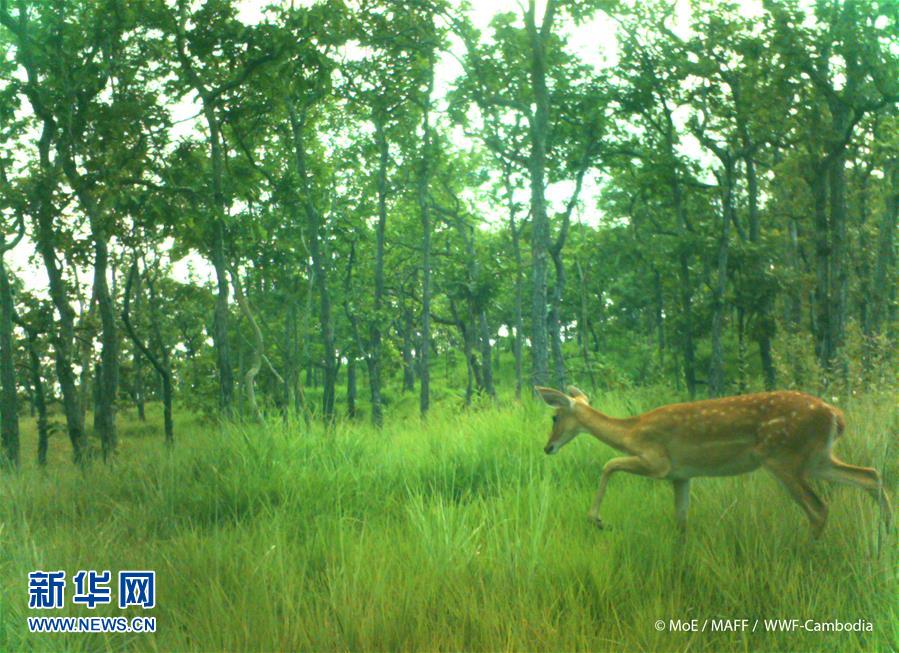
{"left": 765, "top": 461, "right": 828, "bottom": 538}
{"left": 811, "top": 456, "right": 893, "bottom": 530}
{"left": 672, "top": 479, "right": 691, "bottom": 533}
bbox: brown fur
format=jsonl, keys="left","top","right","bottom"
{"left": 536, "top": 386, "right": 892, "bottom": 537}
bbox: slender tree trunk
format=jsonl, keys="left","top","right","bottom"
{"left": 660, "top": 98, "right": 697, "bottom": 398}
{"left": 418, "top": 63, "right": 435, "bottom": 417}
{"left": 24, "top": 332, "right": 49, "bottom": 466}
{"left": 77, "top": 287, "right": 96, "bottom": 425}
{"left": 677, "top": 255, "right": 696, "bottom": 397}
{"left": 828, "top": 129, "right": 848, "bottom": 373}
{"left": 202, "top": 106, "right": 235, "bottom": 416}
{"left": 477, "top": 309, "right": 495, "bottom": 398}
{"left": 283, "top": 293, "right": 295, "bottom": 419}
{"left": 91, "top": 234, "right": 118, "bottom": 462}
{"left": 0, "top": 256, "right": 19, "bottom": 468}
{"left": 450, "top": 304, "right": 478, "bottom": 406}
{"left": 298, "top": 265, "right": 314, "bottom": 421}
{"left": 284, "top": 289, "right": 307, "bottom": 421}
{"left": 737, "top": 307, "right": 748, "bottom": 393}
{"left": 122, "top": 263, "right": 173, "bottom": 445}
{"left": 133, "top": 332, "right": 146, "bottom": 420}
{"left": 548, "top": 250, "right": 566, "bottom": 388}
{"left": 743, "top": 152, "right": 776, "bottom": 389}
{"left": 286, "top": 97, "right": 337, "bottom": 421}
{"left": 160, "top": 351, "right": 173, "bottom": 446}
{"left": 856, "top": 171, "right": 873, "bottom": 338}
{"left": 786, "top": 217, "right": 803, "bottom": 331}
{"left": 236, "top": 336, "right": 245, "bottom": 416}
{"left": 34, "top": 203, "right": 86, "bottom": 463}
{"left": 870, "top": 162, "right": 896, "bottom": 336}
{"left": 401, "top": 305, "right": 415, "bottom": 392}
{"left": 811, "top": 169, "right": 831, "bottom": 367}
{"left": 369, "top": 118, "right": 389, "bottom": 426}
{"left": 653, "top": 267, "right": 665, "bottom": 368}
{"left": 576, "top": 260, "right": 598, "bottom": 391}
{"left": 131, "top": 261, "right": 146, "bottom": 420}
{"left": 500, "top": 167, "right": 525, "bottom": 399}
{"left": 450, "top": 211, "right": 495, "bottom": 400}
{"left": 230, "top": 265, "right": 264, "bottom": 422}
{"left": 708, "top": 157, "right": 733, "bottom": 397}
{"left": 346, "top": 355, "right": 357, "bottom": 419}
{"left": 524, "top": 0, "right": 556, "bottom": 387}
{"left": 511, "top": 217, "right": 524, "bottom": 400}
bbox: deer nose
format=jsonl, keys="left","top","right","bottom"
{"left": 544, "top": 444, "right": 555, "bottom": 455}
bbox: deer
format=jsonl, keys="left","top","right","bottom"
{"left": 535, "top": 385, "right": 893, "bottom": 537}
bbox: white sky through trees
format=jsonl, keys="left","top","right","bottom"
{"left": 5, "top": 0, "right": 763, "bottom": 295}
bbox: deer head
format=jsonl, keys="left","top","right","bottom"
{"left": 535, "top": 385, "right": 591, "bottom": 455}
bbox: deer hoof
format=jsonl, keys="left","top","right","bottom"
{"left": 588, "top": 515, "right": 605, "bottom": 530}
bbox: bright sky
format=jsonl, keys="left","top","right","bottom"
{"left": 5, "top": 0, "right": 760, "bottom": 294}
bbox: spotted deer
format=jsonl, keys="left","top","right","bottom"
{"left": 536, "top": 385, "right": 893, "bottom": 537}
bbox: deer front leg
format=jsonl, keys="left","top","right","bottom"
{"left": 588, "top": 455, "right": 670, "bottom": 530}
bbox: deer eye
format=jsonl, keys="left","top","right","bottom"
{"left": 552, "top": 415, "right": 559, "bottom": 424}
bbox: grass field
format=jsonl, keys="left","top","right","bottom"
{"left": 0, "top": 387, "right": 895, "bottom": 652}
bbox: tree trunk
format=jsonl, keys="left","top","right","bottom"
{"left": 133, "top": 306, "right": 146, "bottom": 423}
{"left": 786, "top": 217, "right": 803, "bottom": 331}
{"left": 122, "top": 262, "right": 173, "bottom": 445}
{"left": 451, "top": 306, "right": 478, "bottom": 406}
{"left": 811, "top": 170, "right": 831, "bottom": 367}
{"left": 548, "top": 250, "right": 567, "bottom": 388}
{"left": 828, "top": 130, "right": 848, "bottom": 374}
{"left": 677, "top": 260, "right": 696, "bottom": 397}
{"left": 417, "top": 61, "right": 435, "bottom": 417}
{"left": 708, "top": 157, "right": 733, "bottom": 397}
{"left": 34, "top": 204, "right": 86, "bottom": 463}
{"left": 76, "top": 288, "right": 96, "bottom": 426}
{"left": 743, "top": 152, "right": 776, "bottom": 389}
{"left": 92, "top": 234, "right": 118, "bottom": 462}
{"left": 401, "top": 306, "right": 415, "bottom": 392}
{"left": 660, "top": 99, "right": 698, "bottom": 398}
{"left": 510, "top": 205, "right": 524, "bottom": 400}
{"left": 25, "top": 332, "right": 49, "bottom": 466}
{"left": 0, "top": 256, "right": 19, "bottom": 468}
{"left": 230, "top": 265, "right": 264, "bottom": 422}
{"left": 477, "top": 309, "right": 495, "bottom": 398}
{"left": 653, "top": 267, "right": 665, "bottom": 369}
{"left": 202, "top": 105, "right": 235, "bottom": 416}
{"left": 283, "top": 292, "right": 295, "bottom": 419}
{"left": 298, "top": 265, "right": 313, "bottom": 421}
{"left": 525, "top": 2, "right": 552, "bottom": 388}
{"left": 576, "top": 260, "right": 598, "bottom": 391}
{"left": 346, "top": 355, "right": 357, "bottom": 419}
{"left": 286, "top": 289, "right": 307, "bottom": 422}
{"left": 131, "top": 266, "right": 147, "bottom": 422}
{"left": 737, "top": 307, "right": 748, "bottom": 393}
{"left": 449, "top": 210, "right": 495, "bottom": 400}
{"left": 286, "top": 96, "right": 337, "bottom": 422}
{"left": 369, "top": 118, "right": 389, "bottom": 426}
{"left": 870, "top": 162, "right": 896, "bottom": 336}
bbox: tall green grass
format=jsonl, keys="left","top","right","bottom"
{"left": 0, "top": 388, "right": 895, "bottom": 652}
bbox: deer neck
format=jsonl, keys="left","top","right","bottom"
{"left": 574, "top": 402, "right": 636, "bottom": 454}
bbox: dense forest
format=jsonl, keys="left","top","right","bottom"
{"left": 0, "top": 0, "right": 896, "bottom": 468}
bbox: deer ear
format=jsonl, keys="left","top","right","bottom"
{"left": 566, "top": 385, "right": 590, "bottom": 404}
{"left": 534, "top": 386, "right": 574, "bottom": 410}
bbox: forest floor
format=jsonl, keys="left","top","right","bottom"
{"left": 0, "top": 387, "right": 896, "bottom": 652}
